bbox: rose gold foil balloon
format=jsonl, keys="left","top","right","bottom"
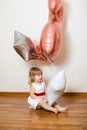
{"left": 13, "top": 31, "right": 47, "bottom": 62}
{"left": 13, "top": 0, "right": 64, "bottom": 62}
{"left": 40, "top": 0, "right": 64, "bottom": 62}
{"left": 48, "top": 0, "right": 64, "bottom": 23}
{"left": 40, "top": 22, "right": 61, "bottom": 62}
{"left": 33, "top": 40, "right": 42, "bottom": 54}
{"left": 32, "top": 40, "right": 47, "bottom": 61}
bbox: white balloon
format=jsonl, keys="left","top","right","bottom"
{"left": 46, "top": 70, "right": 66, "bottom": 106}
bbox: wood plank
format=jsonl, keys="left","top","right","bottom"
{"left": 0, "top": 93, "right": 87, "bottom": 130}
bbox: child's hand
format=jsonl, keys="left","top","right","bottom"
{"left": 37, "top": 96, "right": 44, "bottom": 100}
{"left": 43, "top": 96, "right": 48, "bottom": 103}
{"left": 37, "top": 96, "right": 48, "bottom": 103}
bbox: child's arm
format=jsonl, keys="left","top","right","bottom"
{"left": 44, "top": 83, "right": 48, "bottom": 102}
{"left": 30, "top": 86, "right": 38, "bottom": 99}
{"left": 44, "top": 85, "right": 47, "bottom": 94}
{"left": 30, "top": 86, "right": 43, "bottom": 99}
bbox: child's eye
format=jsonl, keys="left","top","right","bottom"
{"left": 37, "top": 73, "right": 41, "bottom": 75}
{"left": 38, "top": 74, "right": 42, "bottom": 76}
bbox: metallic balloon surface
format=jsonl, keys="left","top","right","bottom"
{"left": 40, "top": 0, "right": 64, "bottom": 62}
{"left": 14, "top": 31, "right": 47, "bottom": 62}
{"left": 47, "top": 70, "right": 66, "bottom": 106}
{"left": 48, "top": 0, "right": 64, "bottom": 23}
{"left": 40, "top": 21, "right": 62, "bottom": 62}
{"left": 13, "top": 0, "right": 64, "bottom": 62}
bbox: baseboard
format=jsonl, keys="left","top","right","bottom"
{"left": 0, "top": 92, "right": 29, "bottom": 97}
{"left": 0, "top": 92, "right": 87, "bottom": 97}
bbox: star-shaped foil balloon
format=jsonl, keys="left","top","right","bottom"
{"left": 13, "top": 31, "right": 47, "bottom": 62}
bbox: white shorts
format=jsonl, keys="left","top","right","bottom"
{"left": 27, "top": 96, "right": 46, "bottom": 109}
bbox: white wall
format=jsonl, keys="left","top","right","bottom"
{"left": 0, "top": 0, "right": 87, "bottom": 92}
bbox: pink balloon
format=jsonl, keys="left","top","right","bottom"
{"left": 48, "top": 0, "right": 64, "bottom": 23}
{"left": 32, "top": 40, "right": 47, "bottom": 61}
{"left": 40, "top": 0, "right": 64, "bottom": 62}
{"left": 40, "top": 21, "right": 61, "bottom": 62}
{"left": 13, "top": 0, "right": 64, "bottom": 62}
{"left": 33, "top": 40, "right": 42, "bottom": 54}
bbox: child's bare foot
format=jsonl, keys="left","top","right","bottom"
{"left": 55, "top": 105, "right": 68, "bottom": 112}
{"left": 54, "top": 108, "right": 59, "bottom": 114}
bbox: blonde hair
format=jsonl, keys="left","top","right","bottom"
{"left": 28, "top": 67, "right": 43, "bottom": 85}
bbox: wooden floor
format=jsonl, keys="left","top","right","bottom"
{"left": 0, "top": 93, "right": 87, "bottom": 130}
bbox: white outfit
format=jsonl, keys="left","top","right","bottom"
{"left": 27, "top": 82, "right": 46, "bottom": 109}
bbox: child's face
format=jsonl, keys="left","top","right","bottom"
{"left": 34, "top": 73, "right": 43, "bottom": 83}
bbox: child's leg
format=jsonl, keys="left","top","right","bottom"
{"left": 37, "top": 101, "right": 58, "bottom": 114}
{"left": 53, "top": 102, "right": 68, "bottom": 112}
